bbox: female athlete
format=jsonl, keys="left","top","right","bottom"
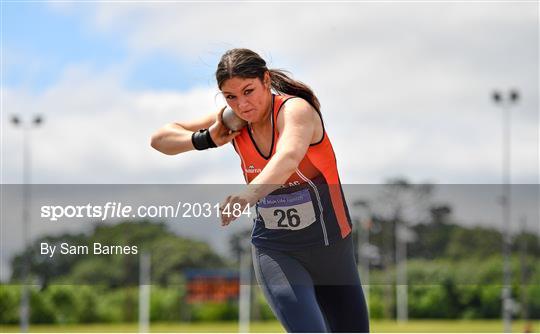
{"left": 151, "top": 48, "right": 370, "bottom": 333}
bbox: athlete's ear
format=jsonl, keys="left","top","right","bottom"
{"left": 264, "top": 71, "right": 271, "bottom": 89}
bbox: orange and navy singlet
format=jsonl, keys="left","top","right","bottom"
{"left": 232, "top": 94, "right": 352, "bottom": 250}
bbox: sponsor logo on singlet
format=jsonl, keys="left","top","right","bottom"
{"left": 245, "top": 164, "right": 262, "bottom": 174}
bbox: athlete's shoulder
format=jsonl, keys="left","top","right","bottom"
{"left": 277, "top": 96, "right": 315, "bottom": 117}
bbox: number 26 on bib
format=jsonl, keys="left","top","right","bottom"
{"left": 257, "top": 189, "right": 316, "bottom": 230}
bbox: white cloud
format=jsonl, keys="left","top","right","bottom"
{"left": 2, "top": 64, "right": 245, "bottom": 184}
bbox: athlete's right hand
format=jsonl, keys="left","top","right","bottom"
{"left": 209, "top": 106, "right": 241, "bottom": 146}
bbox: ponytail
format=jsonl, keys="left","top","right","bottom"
{"left": 269, "top": 69, "right": 320, "bottom": 111}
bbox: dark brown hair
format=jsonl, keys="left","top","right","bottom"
{"left": 216, "top": 48, "right": 320, "bottom": 111}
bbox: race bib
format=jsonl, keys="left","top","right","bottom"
{"left": 257, "top": 188, "right": 316, "bottom": 230}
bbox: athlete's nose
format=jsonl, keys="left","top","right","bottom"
{"left": 238, "top": 96, "right": 250, "bottom": 111}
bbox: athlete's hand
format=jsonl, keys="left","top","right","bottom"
{"left": 219, "top": 191, "right": 255, "bottom": 226}
{"left": 209, "top": 106, "right": 241, "bottom": 146}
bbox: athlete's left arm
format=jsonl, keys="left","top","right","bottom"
{"left": 220, "top": 98, "right": 315, "bottom": 226}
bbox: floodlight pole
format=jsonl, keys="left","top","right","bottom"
{"left": 139, "top": 252, "right": 151, "bottom": 333}
{"left": 395, "top": 211, "right": 408, "bottom": 323}
{"left": 10, "top": 114, "right": 43, "bottom": 333}
{"left": 238, "top": 237, "right": 251, "bottom": 333}
{"left": 491, "top": 89, "right": 519, "bottom": 333}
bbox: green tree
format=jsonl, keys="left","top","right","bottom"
{"left": 445, "top": 226, "right": 502, "bottom": 260}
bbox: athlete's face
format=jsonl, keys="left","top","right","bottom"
{"left": 221, "top": 73, "right": 272, "bottom": 124}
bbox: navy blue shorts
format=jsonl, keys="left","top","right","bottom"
{"left": 252, "top": 234, "right": 370, "bottom": 333}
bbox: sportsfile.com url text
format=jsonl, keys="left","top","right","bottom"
{"left": 40, "top": 202, "right": 251, "bottom": 222}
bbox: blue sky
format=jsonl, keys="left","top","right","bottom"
{"left": 3, "top": 2, "right": 215, "bottom": 93}
{"left": 5, "top": 2, "right": 122, "bottom": 92}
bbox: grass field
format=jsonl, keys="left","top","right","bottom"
{"left": 1, "top": 320, "right": 539, "bottom": 333}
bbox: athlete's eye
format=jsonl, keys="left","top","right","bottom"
{"left": 244, "top": 89, "right": 253, "bottom": 95}
{"left": 226, "top": 95, "right": 236, "bottom": 100}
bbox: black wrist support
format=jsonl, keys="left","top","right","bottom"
{"left": 191, "top": 129, "right": 217, "bottom": 150}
